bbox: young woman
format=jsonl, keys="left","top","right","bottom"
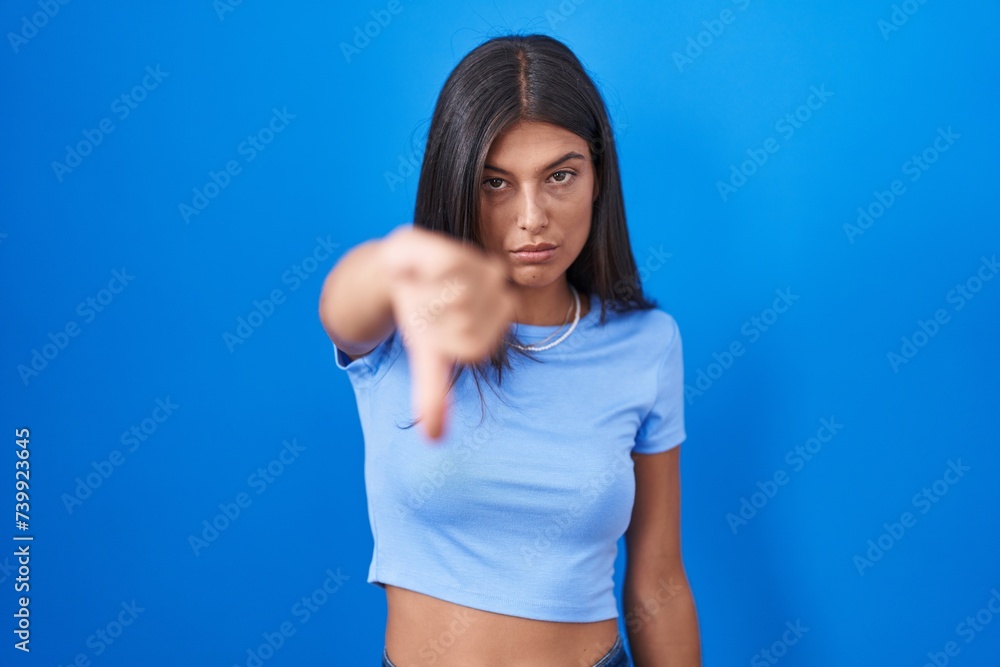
{"left": 319, "top": 34, "right": 700, "bottom": 667}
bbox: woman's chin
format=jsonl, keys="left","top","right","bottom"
{"left": 508, "top": 273, "right": 561, "bottom": 290}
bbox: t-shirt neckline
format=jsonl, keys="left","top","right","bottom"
{"left": 509, "top": 292, "right": 601, "bottom": 339}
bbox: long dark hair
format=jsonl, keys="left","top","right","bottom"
{"left": 401, "top": 33, "right": 657, "bottom": 429}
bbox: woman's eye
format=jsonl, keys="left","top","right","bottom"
{"left": 550, "top": 171, "right": 574, "bottom": 183}
{"left": 484, "top": 178, "right": 505, "bottom": 190}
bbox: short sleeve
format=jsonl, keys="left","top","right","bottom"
{"left": 331, "top": 328, "right": 403, "bottom": 389}
{"left": 632, "top": 316, "right": 686, "bottom": 455}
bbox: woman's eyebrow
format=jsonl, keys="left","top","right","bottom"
{"left": 484, "top": 151, "right": 586, "bottom": 175}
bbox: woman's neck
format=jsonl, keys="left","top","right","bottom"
{"left": 510, "top": 281, "right": 588, "bottom": 325}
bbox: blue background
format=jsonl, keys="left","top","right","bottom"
{"left": 3, "top": 1, "right": 998, "bottom": 665}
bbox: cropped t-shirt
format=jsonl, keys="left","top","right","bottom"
{"left": 331, "top": 292, "right": 686, "bottom": 622}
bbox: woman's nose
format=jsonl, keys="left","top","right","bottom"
{"left": 516, "top": 190, "right": 547, "bottom": 232}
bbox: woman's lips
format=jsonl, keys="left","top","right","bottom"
{"left": 510, "top": 246, "right": 557, "bottom": 263}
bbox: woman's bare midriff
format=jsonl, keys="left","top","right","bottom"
{"left": 384, "top": 584, "right": 620, "bottom": 667}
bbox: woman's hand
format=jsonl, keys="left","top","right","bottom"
{"left": 378, "top": 225, "right": 515, "bottom": 441}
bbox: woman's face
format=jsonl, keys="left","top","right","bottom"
{"left": 478, "top": 120, "right": 598, "bottom": 290}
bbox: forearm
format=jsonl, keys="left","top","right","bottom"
{"left": 623, "top": 572, "right": 701, "bottom": 666}
{"left": 318, "top": 238, "right": 394, "bottom": 353}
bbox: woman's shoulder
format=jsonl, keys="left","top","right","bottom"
{"left": 588, "top": 300, "right": 681, "bottom": 371}
{"left": 599, "top": 297, "right": 680, "bottom": 341}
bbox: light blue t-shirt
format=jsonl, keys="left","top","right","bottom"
{"left": 332, "top": 291, "right": 686, "bottom": 622}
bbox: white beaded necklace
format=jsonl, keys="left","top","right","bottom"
{"left": 507, "top": 284, "right": 581, "bottom": 352}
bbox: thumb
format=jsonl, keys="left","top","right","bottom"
{"left": 408, "top": 335, "right": 453, "bottom": 442}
